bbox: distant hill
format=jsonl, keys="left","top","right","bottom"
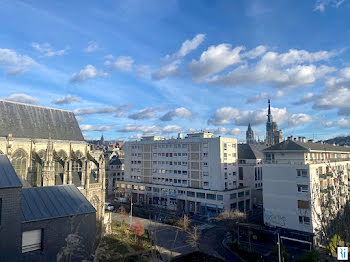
{"left": 324, "top": 136, "right": 350, "bottom": 146}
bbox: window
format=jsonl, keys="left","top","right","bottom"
{"left": 299, "top": 216, "right": 310, "bottom": 225}
{"left": 297, "top": 185, "right": 309, "bottom": 192}
{"left": 22, "top": 229, "right": 42, "bottom": 253}
{"left": 297, "top": 169, "right": 308, "bottom": 177}
{"left": 187, "top": 191, "right": 195, "bottom": 197}
{"left": 203, "top": 172, "right": 209, "bottom": 177}
{"left": 245, "top": 199, "right": 250, "bottom": 211}
{"left": 196, "top": 192, "right": 205, "bottom": 199}
{"left": 12, "top": 149, "right": 27, "bottom": 178}
{"left": 239, "top": 167, "right": 243, "bottom": 180}
{"left": 230, "top": 193, "right": 237, "bottom": 199}
{"left": 230, "top": 203, "right": 237, "bottom": 210}
{"left": 245, "top": 190, "right": 250, "bottom": 196}
{"left": 217, "top": 195, "right": 223, "bottom": 201}
{"left": 238, "top": 192, "right": 244, "bottom": 198}
{"left": 203, "top": 162, "right": 208, "bottom": 166}
{"left": 298, "top": 200, "right": 310, "bottom": 209}
{"left": 207, "top": 193, "right": 216, "bottom": 200}
{"left": 204, "top": 182, "right": 209, "bottom": 187}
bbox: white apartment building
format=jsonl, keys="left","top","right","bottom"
{"left": 263, "top": 137, "right": 350, "bottom": 241}
{"left": 237, "top": 144, "right": 265, "bottom": 208}
{"left": 116, "top": 132, "right": 251, "bottom": 216}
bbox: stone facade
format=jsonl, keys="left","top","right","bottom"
{"left": 265, "top": 99, "right": 282, "bottom": 146}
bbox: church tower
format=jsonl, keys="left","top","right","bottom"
{"left": 265, "top": 99, "right": 282, "bottom": 146}
{"left": 246, "top": 123, "right": 255, "bottom": 144}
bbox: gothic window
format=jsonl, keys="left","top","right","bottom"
{"left": 12, "top": 149, "right": 28, "bottom": 178}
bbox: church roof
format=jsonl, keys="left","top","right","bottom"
{"left": 264, "top": 140, "right": 350, "bottom": 153}
{"left": 238, "top": 144, "right": 266, "bottom": 159}
{"left": 21, "top": 184, "right": 95, "bottom": 222}
{"left": 0, "top": 155, "right": 22, "bottom": 189}
{"left": 0, "top": 100, "right": 84, "bottom": 141}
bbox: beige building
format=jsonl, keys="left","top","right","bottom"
{"left": 105, "top": 149, "right": 125, "bottom": 196}
{"left": 116, "top": 132, "right": 251, "bottom": 216}
{"left": 0, "top": 100, "right": 106, "bottom": 225}
{"left": 263, "top": 137, "right": 350, "bottom": 242}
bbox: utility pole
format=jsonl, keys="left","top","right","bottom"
{"left": 277, "top": 232, "right": 281, "bottom": 262}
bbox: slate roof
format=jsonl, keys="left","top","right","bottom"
{"left": 238, "top": 144, "right": 266, "bottom": 159}
{"left": 21, "top": 184, "right": 96, "bottom": 222}
{"left": 0, "top": 100, "right": 84, "bottom": 141}
{"left": 0, "top": 155, "right": 22, "bottom": 189}
{"left": 264, "top": 140, "right": 350, "bottom": 152}
{"left": 110, "top": 157, "right": 123, "bottom": 166}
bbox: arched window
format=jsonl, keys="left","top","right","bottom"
{"left": 54, "top": 150, "right": 67, "bottom": 185}
{"left": 12, "top": 149, "right": 27, "bottom": 178}
{"left": 72, "top": 150, "right": 83, "bottom": 186}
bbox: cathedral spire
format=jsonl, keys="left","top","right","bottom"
{"left": 267, "top": 99, "right": 272, "bottom": 123}
{"left": 268, "top": 99, "right": 271, "bottom": 115}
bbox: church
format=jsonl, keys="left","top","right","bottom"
{"left": 246, "top": 99, "right": 283, "bottom": 146}
{"left": 0, "top": 100, "right": 106, "bottom": 226}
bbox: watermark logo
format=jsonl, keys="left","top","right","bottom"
{"left": 338, "top": 247, "right": 348, "bottom": 260}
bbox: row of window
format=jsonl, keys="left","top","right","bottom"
{"left": 230, "top": 191, "right": 250, "bottom": 199}
{"left": 152, "top": 161, "right": 188, "bottom": 166}
{"left": 230, "top": 199, "right": 250, "bottom": 212}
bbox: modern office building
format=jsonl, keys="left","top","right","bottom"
{"left": 262, "top": 137, "right": 350, "bottom": 242}
{"left": 116, "top": 132, "right": 251, "bottom": 215}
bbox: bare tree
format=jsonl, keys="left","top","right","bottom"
{"left": 186, "top": 226, "right": 200, "bottom": 250}
{"left": 177, "top": 214, "right": 191, "bottom": 232}
{"left": 215, "top": 210, "right": 246, "bottom": 244}
{"left": 311, "top": 162, "right": 348, "bottom": 258}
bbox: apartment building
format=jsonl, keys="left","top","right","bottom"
{"left": 105, "top": 150, "right": 125, "bottom": 196}
{"left": 237, "top": 144, "right": 265, "bottom": 208}
{"left": 263, "top": 137, "right": 350, "bottom": 241}
{"left": 116, "top": 132, "right": 251, "bottom": 216}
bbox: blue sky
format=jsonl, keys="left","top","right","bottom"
{"left": 1, "top": 0, "right": 350, "bottom": 141}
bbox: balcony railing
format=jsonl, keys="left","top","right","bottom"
{"left": 264, "top": 158, "right": 350, "bottom": 165}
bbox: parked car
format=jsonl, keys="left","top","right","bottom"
{"left": 105, "top": 202, "right": 115, "bottom": 211}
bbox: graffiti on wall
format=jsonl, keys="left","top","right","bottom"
{"left": 264, "top": 210, "right": 286, "bottom": 227}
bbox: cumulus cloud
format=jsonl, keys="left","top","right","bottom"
{"left": 208, "top": 127, "right": 242, "bottom": 136}
{"left": 119, "top": 124, "right": 181, "bottom": 135}
{"left": 5, "top": 93, "right": 39, "bottom": 104}
{"left": 74, "top": 106, "right": 117, "bottom": 116}
{"left": 70, "top": 65, "right": 107, "bottom": 83}
{"left": 186, "top": 47, "right": 338, "bottom": 88}
{"left": 188, "top": 44, "right": 245, "bottom": 82}
{"left": 152, "top": 60, "right": 181, "bottom": 80}
{"left": 129, "top": 134, "right": 143, "bottom": 140}
{"left": 314, "top": 0, "right": 345, "bottom": 12}
{"left": 107, "top": 56, "right": 134, "bottom": 72}
{"left": 128, "top": 107, "right": 163, "bottom": 120}
{"left": 160, "top": 107, "right": 192, "bottom": 121}
{"left": 52, "top": 94, "right": 81, "bottom": 105}
{"left": 0, "top": 48, "right": 37, "bottom": 75}
{"left": 84, "top": 41, "right": 99, "bottom": 52}
{"left": 31, "top": 42, "right": 68, "bottom": 57}
{"left": 80, "top": 124, "right": 114, "bottom": 131}
{"left": 209, "top": 106, "right": 313, "bottom": 128}
{"left": 114, "top": 104, "right": 133, "bottom": 117}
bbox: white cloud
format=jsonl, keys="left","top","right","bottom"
{"left": 0, "top": 48, "right": 37, "bottom": 75}
{"left": 114, "top": 104, "right": 133, "bottom": 117}
{"left": 152, "top": 60, "right": 181, "bottom": 80}
{"left": 160, "top": 107, "right": 192, "bottom": 121}
{"left": 209, "top": 106, "right": 313, "bottom": 128}
{"left": 323, "top": 121, "right": 334, "bottom": 128}
{"left": 136, "top": 65, "right": 150, "bottom": 78}
{"left": 5, "top": 93, "right": 39, "bottom": 104}
{"left": 314, "top": 0, "right": 345, "bottom": 12}
{"left": 108, "top": 56, "right": 134, "bottom": 72}
{"left": 74, "top": 106, "right": 117, "bottom": 115}
{"left": 293, "top": 93, "right": 315, "bottom": 105}
{"left": 31, "top": 42, "right": 68, "bottom": 57}
{"left": 80, "top": 124, "right": 114, "bottom": 131}
{"left": 104, "top": 54, "right": 114, "bottom": 60}
{"left": 241, "top": 45, "right": 267, "bottom": 59}
{"left": 52, "top": 94, "right": 81, "bottom": 105}
{"left": 84, "top": 41, "right": 99, "bottom": 52}
{"left": 164, "top": 34, "right": 206, "bottom": 61}
{"left": 119, "top": 124, "right": 181, "bottom": 135}
{"left": 188, "top": 44, "right": 245, "bottom": 82}
{"left": 128, "top": 107, "right": 163, "bottom": 120}
{"left": 246, "top": 92, "right": 268, "bottom": 104}
{"left": 129, "top": 134, "right": 143, "bottom": 140}
{"left": 209, "top": 127, "right": 242, "bottom": 136}
{"left": 70, "top": 65, "right": 107, "bottom": 83}
{"left": 338, "top": 118, "right": 350, "bottom": 128}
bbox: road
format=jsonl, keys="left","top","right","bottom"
{"left": 111, "top": 212, "right": 242, "bottom": 261}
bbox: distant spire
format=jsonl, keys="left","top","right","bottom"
{"left": 268, "top": 99, "right": 271, "bottom": 115}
